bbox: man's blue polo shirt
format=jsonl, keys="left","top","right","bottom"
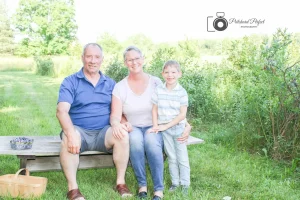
{"left": 58, "top": 68, "right": 116, "bottom": 130}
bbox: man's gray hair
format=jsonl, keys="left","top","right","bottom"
{"left": 82, "top": 43, "right": 103, "bottom": 57}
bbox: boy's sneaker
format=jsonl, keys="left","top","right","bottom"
{"left": 169, "top": 185, "right": 179, "bottom": 192}
{"left": 181, "top": 185, "right": 189, "bottom": 194}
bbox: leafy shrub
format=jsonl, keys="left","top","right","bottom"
{"left": 227, "top": 35, "right": 261, "bottom": 69}
{"left": 180, "top": 60, "right": 217, "bottom": 121}
{"left": 258, "top": 29, "right": 300, "bottom": 160}
{"left": 34, "top": 56, "right": 54, "bottom": 76}
{"left": 105, "top": 57, "right": 128, "bottom": 82}
{"left": 147, "top": 46, "right": 178, "bottom": 79}
{"left": 223, "top": 29, "right": 300, "bottom": 160}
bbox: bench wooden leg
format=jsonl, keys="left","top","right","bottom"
{"left": 17, "top": 155, "right": 36, "bottom": 175}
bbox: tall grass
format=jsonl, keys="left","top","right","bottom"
{"left": 0, "top": 56, "right": 34, "bottom": 72}
{"left": 0, "top": 71, "right": 299, "bottom": 200}
{"left": 0, "top": 55, "right": 83, "bottom": 77}
{"left": 51, "top": 56, "right": 82, "bottom": 77}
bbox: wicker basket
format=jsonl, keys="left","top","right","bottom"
{"left": 0, "top": 168, "right": 48, "bottom": 198}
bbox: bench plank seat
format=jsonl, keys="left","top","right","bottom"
{"left": 0, "top": 136, "right": 106, "bottom": 156}
{"left": 0, "top": 136, "right": 204, "bottom": 172}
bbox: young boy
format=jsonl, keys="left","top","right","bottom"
{"left": 151, "top": 60, "right": 190, "bottom": 193}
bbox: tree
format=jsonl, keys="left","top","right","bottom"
{"left": 0, "top": 0, "right": 14, "bottom": 55}
{"left": 124, "top": 34, "right": 154, "bottom": 58}
{"left": 97, "top": 32, "right": 123, "bottom": 58}
{"left": 13, "top": 0, "right": 77, "bottom": 56}
{"left": 178, "top": 39, "right": 201, "bottom": 58}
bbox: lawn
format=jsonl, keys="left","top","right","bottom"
{"left": 0, "top": 71, "right": 299, "bottom": 200}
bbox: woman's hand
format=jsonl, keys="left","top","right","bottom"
{"left": 111, "top": 123, "right": 128, "bottom": 139}
{"left": 122, "top": 121, "right": 133, "bottom": 132}
{"left": 177, "top": 123, "right": 192, "bottom": 143}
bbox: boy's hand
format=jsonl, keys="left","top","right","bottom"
{"left": 148, "top": 124, "right": 168, "bottom": 133}
{"left": 157, "top": 124, "right": 168, "bottom": 132}
{"left": 149, "top": 125, "right": 159, "bottom": 133}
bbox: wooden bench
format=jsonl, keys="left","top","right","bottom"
{"left": 0, "top": 136, "right": 204, "bottom": 172}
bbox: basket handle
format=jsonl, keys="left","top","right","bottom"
{"left": 14, "top": 168, "right": 30, "bottom": 179}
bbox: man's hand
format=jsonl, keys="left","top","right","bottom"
{"left": 177, "top": 123, "right": 192, "bottom": 143}
{"left": 67, "top": 133, "right": 81, "bottom": 154}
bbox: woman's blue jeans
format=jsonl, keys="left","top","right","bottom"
{"left": 129, "top": 126, "right": 164, "bottom": 192}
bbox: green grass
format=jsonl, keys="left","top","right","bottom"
{"left": 0, "top": 71, "right": 299, "bottom": 200}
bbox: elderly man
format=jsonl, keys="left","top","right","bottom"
{"left": 56, "top": 43, "right": 132, "bottom": 200}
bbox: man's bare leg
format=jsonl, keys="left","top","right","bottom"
{"left": 60, "top": 131, "right": 86, "bottom": 200}
{"left": 60, "top": 131, "right": 80, "bottom": 191}
{"left": 105, "top": 127, "right": 130, "bottom": 185}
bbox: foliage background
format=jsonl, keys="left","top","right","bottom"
{"left": 0, "top": 0, "right": 299, "bottom": 179}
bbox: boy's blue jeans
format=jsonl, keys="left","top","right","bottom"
{"left": 162, "top": 124, "right": 190, "bottom": 186}
{"left": 129, "top": 126, "right": 164, "bottom": 192}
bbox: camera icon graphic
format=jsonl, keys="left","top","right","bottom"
{"left": 207, "top": 12, "right": 228, "bottom": 32}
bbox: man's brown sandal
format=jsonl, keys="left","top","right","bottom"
{"left": 67, "top": 189, "right": 86, "bottom": 200}
{"left": 116, "top": 184, "right": 133, "bottom": 197}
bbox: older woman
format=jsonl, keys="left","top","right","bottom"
{"left": 110, "top": 46, "right": 191, "bottom": 200}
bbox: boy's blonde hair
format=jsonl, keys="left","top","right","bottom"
{"left": 163, "top": 60, "right": 181, "bottom": 72}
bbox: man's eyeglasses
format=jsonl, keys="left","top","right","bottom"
{"left": 126, "top": 57, "right": 141, "bottom": 63}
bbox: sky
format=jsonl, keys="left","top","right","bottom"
{"left": 5, "top": 0, "right": 300, "bottom": 44}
